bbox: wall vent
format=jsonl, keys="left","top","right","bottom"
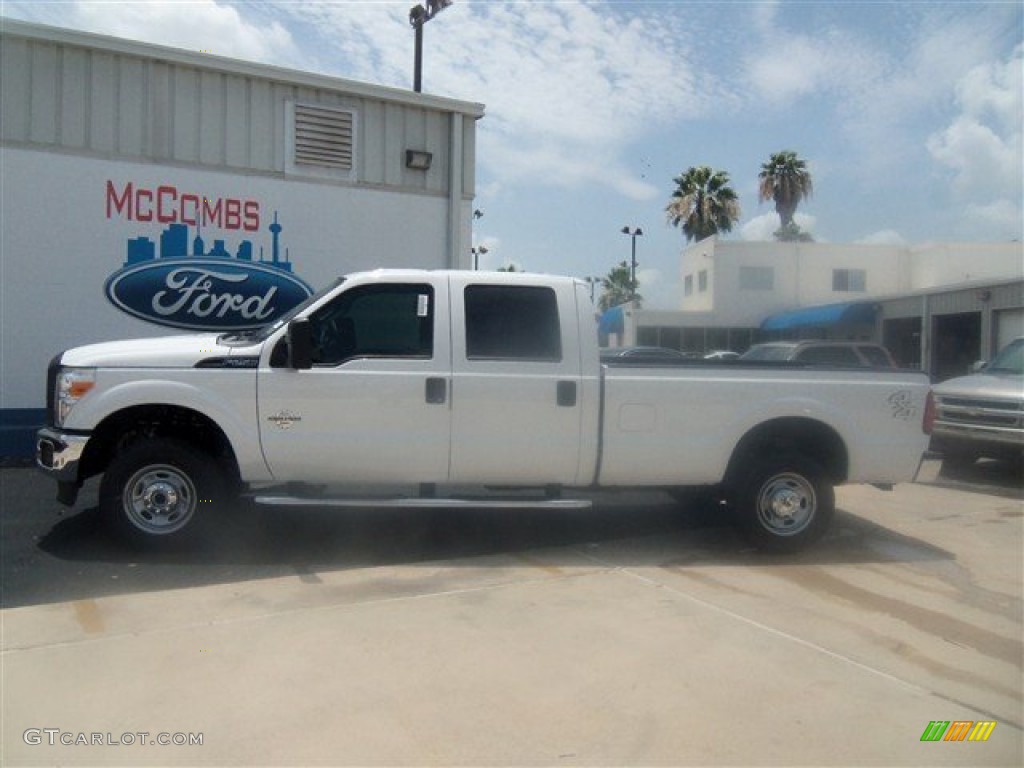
{"left": 293, "top": 104, "right": 354, "bottom": 170}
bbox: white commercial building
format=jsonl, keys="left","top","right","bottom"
{"left": 0, "top": 20, "right": 484, "bottom": 455}
{"left": 618, "top": 237, "right": 1023, "bottom": 375}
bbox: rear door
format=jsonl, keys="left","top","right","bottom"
{"left": 448, "top": 274, "right": 584, "bottom": 485}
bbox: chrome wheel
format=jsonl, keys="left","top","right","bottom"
{"left": 755, "top": 471, "right": 817, "bottom": 536}
{"left": 122, "top": 464, "right": 197, "bottom": 535}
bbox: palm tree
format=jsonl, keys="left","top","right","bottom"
{"left": 665, "top": 166, "right": 741, "bottom": 243}
{"left": 598, "top": 261, "right": 641, "bottom": 310}
{"left": 758, "top": 150, "right": 813, "bottom": 239}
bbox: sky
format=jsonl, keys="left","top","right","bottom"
{"left": 2, "top": 0, "right": 1021, "bottom": 308}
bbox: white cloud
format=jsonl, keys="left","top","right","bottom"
{"left": 927, "top": 45, "right": 1022, "bottom": 236}
{"left": 966, "top": 200, "right": 1024, "bottom": 239}
{"left": 740, "top": 212, "right": 817, "bottom": 241}
{"left": 70, "top": 1, "right": 301, "bottom": 66}
{"left": 746, "top": 37, "right": 834, "bottom": 103}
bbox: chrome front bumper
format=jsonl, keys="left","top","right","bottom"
{"left": 36, "top": 427, "right": 90, "bottom": 483}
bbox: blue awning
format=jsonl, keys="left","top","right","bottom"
{"left": 760, "top": 301, "right": 876, "bottom": 331}
{"left": 598, "top": 306, "right": 625, "bottom": 335}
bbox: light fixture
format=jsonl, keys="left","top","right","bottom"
{"left": 409, "top": 0, "right": 453, "bottom": 92}
{"left": 621, "top": 225, "right": 643, "bottom": 302}
{"left": 405, "top": 149, "right": 433, "bottom": 170}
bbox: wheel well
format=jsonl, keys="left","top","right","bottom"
{"left": 80, "top": 405, "right": 240, "bottom": 485}
{"left": 725, "top": 417, "right": 848, "bottom": 487}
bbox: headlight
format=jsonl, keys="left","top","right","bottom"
{"left": 55, "top": 368, "right": 96, "bottom": 427}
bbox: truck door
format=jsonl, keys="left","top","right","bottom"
{"left": 257, "top": 277, "right": 452, "bottom": 484}
{"left": 447, "top": 276, "right": 584, "bottom": 486}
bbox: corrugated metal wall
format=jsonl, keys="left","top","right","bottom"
{"left": 1, "top": 23, "right": 481, "bottom": 197}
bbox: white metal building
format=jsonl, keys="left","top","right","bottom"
{"left": 0, "top": 20, "right": 484, "bottom": 455}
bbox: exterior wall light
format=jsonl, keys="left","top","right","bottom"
{"left": 405, "top": 150, "right": 433, "bottom": 170}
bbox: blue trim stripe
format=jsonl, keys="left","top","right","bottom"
{"left": 0, "top": 409, "right": 46, "bottom": 458}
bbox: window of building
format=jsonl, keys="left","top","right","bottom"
{"left": 465, "top": 285, "right": 562, "bottom": 361}
{"left": 309, "top": 284, "right": 433, "bottom": 365}
{"left": 698, "top": 270, "right": 708, "bottom": 292}
{"left": 684, "top": 275, "right": 693, "bottom": 296}
{"left": 833, "top": 268, "right": 867, "bottom": 292}
{"left": 739, "top": 266, "right": 774, "bottom": 290}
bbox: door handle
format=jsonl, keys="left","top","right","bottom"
{"left": 557, "top": 380, "right": 577, "bottom": 407}
{"left": 425, "top": 377, "right": 447, "bottom": 405}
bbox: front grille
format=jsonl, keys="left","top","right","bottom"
{"left": 45, "top": 353, "right": 62, "bottom": 428}
{"left": 936, "top": 396, "right": 1023, "bottom": 430}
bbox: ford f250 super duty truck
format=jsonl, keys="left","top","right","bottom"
{"left": 37, "top": 270, "right": 934, "bottom": 552}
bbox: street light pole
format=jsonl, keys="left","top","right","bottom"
{"left": 409, "top": 0, "right": 452, "bottom": 93}
{"left": 620, "top": 226, "right": 643, "bottom": 301}
{"left": 471, "top": 245, "right": 488, "bottom": 270}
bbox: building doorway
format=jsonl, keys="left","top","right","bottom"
{"left": 932, "top": 312, "right": 981, "bottom": 382}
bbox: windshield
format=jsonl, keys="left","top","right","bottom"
{"left": 220, "top": 278, "right": 345, "bottom": 343}
{"left": 985, "top": 338, "right": 1024, "bottom": 374}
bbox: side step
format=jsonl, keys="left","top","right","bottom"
{"left": 251, "top": 495, "right": 592, "bottom": 510}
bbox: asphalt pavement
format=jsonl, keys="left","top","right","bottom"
{"left": 1, "top": 458, "right": 1022, "bottom": 766}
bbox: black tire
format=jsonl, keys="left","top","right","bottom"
{"left": 99, "top": 437, "right": 226, "bottom": 547}
{"left": 732, "top": 456, "right": 834, "bottom": 553}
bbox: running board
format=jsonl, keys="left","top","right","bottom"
{"left": 251, "top": 495, "right": 592, "bottom": 510}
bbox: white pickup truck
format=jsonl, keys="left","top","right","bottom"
{"left": 37, "top": 270, "right": 933, "bottom": 552}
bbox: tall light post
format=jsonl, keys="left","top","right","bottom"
{"left": 584, "top": 276, "right": 602, "bottom": 303}
{"left": 409, "top": 0, "right": 452, "bottom": 93}
{"left": 620, "top": 226, "right": 643, "bottom": 301}
{"left": 471, "top": 245, "right": 488, "bottom": 270}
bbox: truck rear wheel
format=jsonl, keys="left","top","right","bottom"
{"left": 100, "top": 437, "right": 224, "bottom": 547}
{"left": 733, "top": 456, "right": 834, "bottom": 553}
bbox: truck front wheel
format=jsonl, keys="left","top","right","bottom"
{"left": 100, "top": 438, "right": 224, "bottom": 547}
{"left": 733, "top": 456, "right": 834, "bottom": 553}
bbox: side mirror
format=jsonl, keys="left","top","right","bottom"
{"left": 287, "top": 318, "right": 313, "bottom": 370}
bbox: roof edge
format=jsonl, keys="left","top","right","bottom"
{"left": 0, "top": 17, "right": 485, "bottom": 118}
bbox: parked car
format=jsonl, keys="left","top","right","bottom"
{"left": 703, "top": 350, "right": 740, "bottom": 361}
{"left": 931, "top": 337, "right": 1024, "bottom": 468}
{"left": 740, "top": 341, "right": 897, "bottom": 368}
{"left": 600, "top": 346, "right": 697, "bottom": 362}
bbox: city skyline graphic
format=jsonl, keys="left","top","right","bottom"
{"left": 124, "top": 211, "right": 294, "bottom": 272}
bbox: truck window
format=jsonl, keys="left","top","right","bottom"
{"left": 309, "top": 284, "right": 433, "bottom": 365}
{"left": 464, "top": 285, "right": 562, "bottom": 362}
{"left": 857, "top": 345, "right": 894, "bottom": 367}
{"left": 797, "top": 346, "right": 861, "bottom": 366}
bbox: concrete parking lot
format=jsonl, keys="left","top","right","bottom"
{"left": 1, "top": 459, "right": 1022, "bottom": 766}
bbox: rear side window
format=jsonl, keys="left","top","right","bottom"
{"left": 464, "top": 285, "right": 562, "bottom": 361}
{"left": 858, "top": 345, "right": 893, "bottom": 367}
{"left": 797, "top": 346, "right": 861, "bottom": 366}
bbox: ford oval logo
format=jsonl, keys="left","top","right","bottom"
{"left": 104, "top": 259, "right": 313, "bottom": 331}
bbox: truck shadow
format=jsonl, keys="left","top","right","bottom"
{"left": 36, "top": 494, "right": 952, "bottom": 575}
